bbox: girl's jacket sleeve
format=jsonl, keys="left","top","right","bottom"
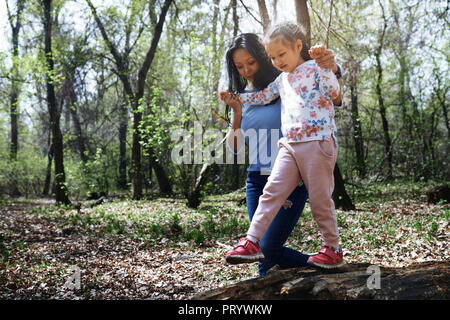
{"left": 239, "top": 79, "right": 280, "bottom": 105}
{"left": 316, "top": 67, "right": 340, "bottom": 102}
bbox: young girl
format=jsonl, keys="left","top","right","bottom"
{"left": 221, "top": 22, "right": 343, "bottom": 269}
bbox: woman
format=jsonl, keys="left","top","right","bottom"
{"left": 222, "top": 33, "right": 342, "bottom": 276}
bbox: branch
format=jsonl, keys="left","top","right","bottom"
{"left": 326, "top": 0, "right": 334, "bottom": 48}
{"left": 85, "top": 0, "right": 134, "bottom": 97}
{"left": 238, "top": 0, "right": 263, "bottom": 27}
{"left": 256, "top": 0, "right": 271, "bottom": 32}
{"left": 136, "top": 0, "right": 173, "bottom": 100}
{"left": 309, "top": 3, "right": 347, "bottom": 47}
{"left": 5, "top": 0, "right": 13, "bottom": 29}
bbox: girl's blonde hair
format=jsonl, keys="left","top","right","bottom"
{"left": 264, "top": 22, "right": 312, "bottom": 61}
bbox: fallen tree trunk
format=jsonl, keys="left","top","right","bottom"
{"left": 193, "top": 261, "right": 449, "bottom": 300}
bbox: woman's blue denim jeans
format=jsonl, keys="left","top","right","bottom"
{"left": 246, "top": 171, "right": 310, "bottom": 276}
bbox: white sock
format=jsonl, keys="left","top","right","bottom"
{"left": 246, "top": 234, "right": 259, "bottom": 244}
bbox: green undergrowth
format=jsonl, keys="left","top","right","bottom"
{"left": 16, "top": 179, "right": 450, "bottom": 257}
{"left": 27, "top": 197, "right": 250, "bottom": 247}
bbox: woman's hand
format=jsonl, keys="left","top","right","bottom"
{"left": 309, "top": 45, "right": 338, "bottom": 74}
{"left": 220, "top": 90, "right": 242, "bottom": 115}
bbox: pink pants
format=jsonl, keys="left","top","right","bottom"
{"left": 247, "top": 137, "right": 340, "bottom": 250}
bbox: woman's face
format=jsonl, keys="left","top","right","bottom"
{"left": 232, "top": 48, "right": 260, "bottom": 83}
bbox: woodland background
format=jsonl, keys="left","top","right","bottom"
{"left": 0, "top": 0, "right": 448, "bottom": 202}
{"left": 0, "top": 0, "right": 448, "bottom": 300}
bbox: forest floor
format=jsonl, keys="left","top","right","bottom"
{"left": 0, "top": 180, "right": 449, "bottom": 300}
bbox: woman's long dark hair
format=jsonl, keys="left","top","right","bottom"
{"left": 226, "top": 33, "right": 280, "bottom": 92}
{"left": 224, "top": 33, "right": 280, "bottom": 119}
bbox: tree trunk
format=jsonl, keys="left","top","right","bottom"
{"left": 130, "top": 103, "right": 143, "bottom": 199}
{"left": 295, "top": 0, "right": 311, "bottom": 47}
{"left": 375, "top": 57, "right": 392, "bottom": 179}
{"left": 437, "top": 88, "right": 450, "bottom": 143}
{"left": 68, "top": 83, "right": 88, "bottom": 163}
{"left": 7, "top": 0, "right": 25, "bottom": 197}
{"left": 43, "top": 0, "right": 70, "bottom": 205}
{"left": 256, "top": 0, "right": 271, "bottom": 32}
{"left": 233, "top": 154, "right": 239, "bottom": 189}
{"left": 42, "top": 137, "right": 53, "bottom": 197}
{"left": 149, "top": 153, "right": 173, "bottom": 196}
{"left": 375, "top": 1, "right": 392, "bottom": 179}
{"left": 10, "top": 91, "right": 19, "bottom": 161}
{"left": 392, "top": 4, "right": 415, "bottom": 135}
{"left": 350, "top": 81, "right": 365, "bottom": 177}
{"left": 186, "top": 134, "right": 227, "bottom": 208}
{"left": 398, "top": 56, "right": 410, "bottom": 131}
{"left": 295, "top": 0, "right": 352, "bottom": 209}
{"left": 332, "top": 163, "right": 355, "bottom": 211}
{"left": 118, "top": 101, "right": 128, "bottom": 190}
{"left": 7, "top": 0, "right": 25, "bottom": 161}
{"left": 194, "top": 261, "right": 449, "bottom": 300}
{"left": 232, "top": 0, "right": 238, "bottom": 38}
{"left": 186, "top": 162, "right": 217, "bottom": 208}
{"left": 86, "top": 0, "right": 173, "bottom": 200}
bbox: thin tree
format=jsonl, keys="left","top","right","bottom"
{"left": 6, "top": 0, "right": 25, "bottom": 196}
{"left": 298, "top": 0, "right": 354, "bottom": 210}
{"left": 348, "top": 58, "right": 366, "bottom": 177}
{"left": 184, "top": 0, "right": 234, "bottom": 207}
{"left": 43, "top": 0, "right": 70, "bottom": 204}
{"left": 256, "top": 0, "right": 270, "bottom": 33}
{"left": 6, "top": 0, "right": 25, "bottom": 161}
{"left": 295, "top": 0, "right": 311, "bottom": 47}
{"left": 232, "top": 0, "right": 239, "bottom": 37}
{"left": 375, "top": 0, "right": 393, "bottom": 179}
{"left": 86, "top": 0, "right": 173, "bottom": 199}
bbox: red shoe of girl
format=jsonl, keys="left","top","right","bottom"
{"left": 307, "top": 246, "right": 344, "bottom": 269}
{"left": 225, "top": 238, "right": 264, "bottom": 264}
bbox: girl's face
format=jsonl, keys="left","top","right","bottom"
{"left": 266, "top": 37, "right": 303, "bottom": 73}
{"left": 232, "top": 48, "right": 260, "bottom": 83}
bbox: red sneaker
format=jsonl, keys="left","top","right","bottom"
{"left": 307, "top": 246, "right": 344, "bottom": 269}
{"left": 225, "top": 238, "right": 264, "bottom": 264}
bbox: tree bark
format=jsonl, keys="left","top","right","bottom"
{"left": 392, "top": 3, "right": 415, "bottom": 134}
{"left": 439, "top": 100, "right": 450, "bottom": 145}
{"left": 7, "top": 0, "right": 25, "bottom": 162}
{"left": 194, "top": 261, "right": 449, "bottom": 300}
{"left": 43, "top": 0, "right": 70, "bottom": 205}
{"left": 42, "top": 136, "right": 53, "bottom": 196}
{"left": 68, "top": 82, "right": 88, "bottom": 163}
{"left": 332, "top": 163, "right": 355, "bottom": 211}
{"left": 295, "top": 0, "right": 311, "bottom": 47}
{"left": 186, "top": 135, "right": 226, "bottom": 208}
{"left": 6, "top": 0, "right": 25, "bottom": 197}
{"left": 256, "top": 0, "right": 271, "bottom": 32}
{"left": 148, "top": 149, "right": 172, "bottom": 196}
{"left": 375, "top": 0, "right": 392, "bottom": 179}
{"left": 232, "top": 0, "right": 238, "bottom": 37}
{"left": 118, "top": 101, "right": 128, "bottom": 190}
{"left": 186, "top": 162, "right": 217, "bottom": 208}
{"left": 350, "top": 79, "right": 366, "bottom": 177}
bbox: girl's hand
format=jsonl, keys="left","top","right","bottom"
{"left": 220, "top": 90, "right": 242, "bottom": 114}
{"left": 309, "top": 45, "right": 338, "bottom": 74}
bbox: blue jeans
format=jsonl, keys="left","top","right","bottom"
{"left": 246, "top": 171, "right": 310, "bottom": 276}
